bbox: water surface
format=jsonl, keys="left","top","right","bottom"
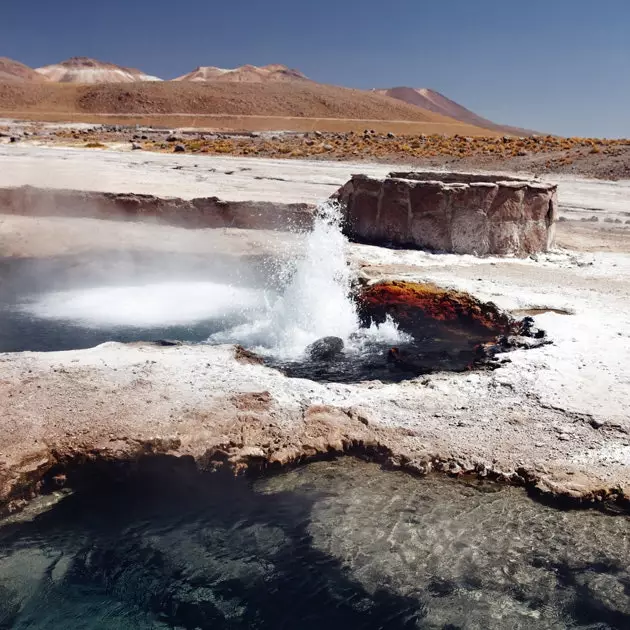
{"left": 0, "top": 458, "right": 629, "bottom": 629}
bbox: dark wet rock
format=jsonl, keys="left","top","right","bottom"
{"left": 506, "top": 335, "right": 552, "bottom": 350}
{"left": 152, "top": 339, "right": 182, "bottom": 347}
{"left": 173, "top": 144, "right": 186, "bottom": 153}
{"left": 518, "top": 316, "right": 546, "bottom": 338}
{"left": 306, "top": 336, "right": 344, "bottom": 361}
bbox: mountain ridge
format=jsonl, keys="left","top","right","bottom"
{"left": 35, "top": 57, "right": 162, "bottom": 83}
{"left": 375, "top": 86, "right": 536, "bottom": 136}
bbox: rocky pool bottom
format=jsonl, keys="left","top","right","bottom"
{"left": 0, "top": 458, "right": 629, "bottom": 630}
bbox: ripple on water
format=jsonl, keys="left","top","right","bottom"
{"left": 0, "top": 459, "right": 629, "bottom": 629}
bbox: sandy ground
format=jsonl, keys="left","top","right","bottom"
{"left": 0, "top": 145, "right": 629, "bottom": 508}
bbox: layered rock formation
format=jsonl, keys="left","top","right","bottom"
{"left": 173, "top": 64, "right": 308, "bottom": 82}
{"left": 36, "top": 57, "right": 162, "bottom": 83}
{"left": 335, "top": 171, "right": 557, "bottom": 256}
{"left": 0, "top": 186, "right": 314, "bottom": 231}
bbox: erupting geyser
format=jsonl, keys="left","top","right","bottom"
{"left": 209, "top": 199, "right": 409, "bottom": 359}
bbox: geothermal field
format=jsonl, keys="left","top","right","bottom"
{"left": 0, "top": 120, "right": 629, "bottom": 628}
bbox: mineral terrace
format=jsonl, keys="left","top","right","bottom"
{"left": 0, "top": 142, "right": 629, "bottom": 512}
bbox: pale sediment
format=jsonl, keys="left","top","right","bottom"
{"left": 0, "top": 330, "right": 628, "bottom": 516}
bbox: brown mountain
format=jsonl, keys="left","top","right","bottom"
{"left": 376, "top": 87, "right": 535, "bottom": 135}
{"left": 35, "top": 57, "right": 162, "bottom": 83}
{"left": 0, "top": 80, "right": 496, "bottom": 135}
{"left": 0, "top": 57, "right": 48, "bottom": 83}
{"left": 174, "top": 64, "right": 308, "bottom": 83}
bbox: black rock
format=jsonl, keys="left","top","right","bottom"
{"left": 306, "top": 336, "right": 344, "bottom": 361}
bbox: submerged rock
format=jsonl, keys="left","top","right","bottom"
{"left": 306, "top": 336, "right": 344, "bottom": 361}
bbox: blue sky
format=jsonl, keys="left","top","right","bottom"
{"left": 2, "top": 0, "right": 628, "bottom": 137}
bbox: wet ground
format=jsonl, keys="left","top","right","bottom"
{"left": 0, "top": 458, "right": 629, "bottom": 629}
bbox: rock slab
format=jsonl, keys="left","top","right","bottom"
{"left": 335, "top": 171, "right": 558, "bottom": 256}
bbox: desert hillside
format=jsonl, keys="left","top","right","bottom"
{"left": 0, "top": 56, "right": 529, "bottom": 135}
{"left": 174, "top": 64, "right": 308, "bottom": 82}
{"left": 36, "top": 57, "right": 162, "bottom": 83}
{"left": 377, "top": 87, "right": 535, "bottom": 136}
{"left": 0, "top": 80, "right": 491, "bottom": 130}
{"left": 0, "top": 57, "right": 48, "bottom": 83}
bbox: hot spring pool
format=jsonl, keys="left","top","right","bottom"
{"left": 0, "top": 201, "right": 512, "bottom": 383}
{"left": 0, "top": 458, "right": 628, "bottom": 629}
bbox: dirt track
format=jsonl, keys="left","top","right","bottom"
{"left": 0, "top": 111, "right": 495, "bottom": 135}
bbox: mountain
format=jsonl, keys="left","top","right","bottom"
{"left": 35, "top": 57, "right": 162, "bottom": 83}
{"left": 0, "top": 80, "right": 492, "bottom": 136}
{"left": 0, "top": 57, "right": 48, "bottom": 82}
{"left": 375, "top": 87, "right": 535, "bottom": 136}
{"left": 174, "top": 64, "right": 308, "bottom": 83}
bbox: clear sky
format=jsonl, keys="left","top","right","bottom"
{"left": 2, "top": 0, "right": 628, "bottom": 137}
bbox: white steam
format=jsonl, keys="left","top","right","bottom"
{"left": 210, "top": 200, "right": 410, "bottom": 358}
{"left": 20, "top": 199, "right": 409, "bottom": 358}
{"left": 22, "top": 282, "right": 263, "bottom": 328}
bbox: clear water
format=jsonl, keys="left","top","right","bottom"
{"left": 0, "top": 458, "right": 629, "bottom": 629}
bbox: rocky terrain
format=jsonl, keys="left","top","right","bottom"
{"left": 0, "top": 143, "right": 628, "bottom": 513}
{"left": 174, "top": 63, "right": 308, "bottom": 82}
{"left": 17, "top": 122, "right": 628, "bottom": 180}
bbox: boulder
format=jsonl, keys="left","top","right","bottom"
{"left": 306, "top": 336, "right": 344, "bottom": 361}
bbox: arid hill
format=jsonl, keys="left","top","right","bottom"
{"left": 376, "top": 87, "right": 536, "bottom": 136}
{"left": 0, "top": 57, "right": 48, "bottom": 83}
{"left": 0, "top": 80, "right": 489, "bottom": 130}
{"left": 36, "top": 57, "right": 162, "bottom": 83}
{"left": 174, "top": 64, "right": 308, "bottom": 82}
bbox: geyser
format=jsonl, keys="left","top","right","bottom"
{"left": 209, "top": 200, "right": 408, "bottom": 359}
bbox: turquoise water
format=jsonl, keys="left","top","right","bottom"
{"left": 0, "top": 458, "right": 629, "bottom": 629}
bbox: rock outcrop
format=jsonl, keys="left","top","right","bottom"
{"left": 335, "top": 171, "right": 558, "bottom": 256}
{"left": 0, "top": 186, "right": 314, "bottom": 231}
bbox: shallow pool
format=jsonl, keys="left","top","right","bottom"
{"left": 0, "top": 458, "right": 628, "bottom": 629}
